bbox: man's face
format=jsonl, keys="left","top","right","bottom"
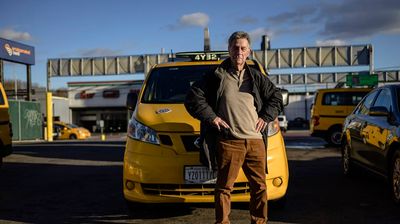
{"left": 228, "top": 38, "right": 251, "bottom": 69}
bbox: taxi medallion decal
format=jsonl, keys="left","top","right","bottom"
{"left": 156, "top": 108, "right": 172, "bottom": 114}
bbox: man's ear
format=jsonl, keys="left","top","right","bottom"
{"left": 248, "top": 48, "right": 253, "bottom": 58}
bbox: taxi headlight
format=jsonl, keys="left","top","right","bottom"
{"left": 127, "top": 118, "right": 160, "bottom": 145}
{"left": 267, "top": 118, "right": 280, "bottom": 137}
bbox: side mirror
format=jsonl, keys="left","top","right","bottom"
{"left": 369, "top": 106, "right": 389, "bottom": 117}
{"left": 126, "top": 92, "right": 138, "bottom": 111}
{"left": 279, "top": 88, "right": 289, "bottom": 106}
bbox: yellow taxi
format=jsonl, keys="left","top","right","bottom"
{"left": 0, "top": 82, "right": 12, "bottom": 166}
{"left": 53, "top": 121, "right": 91, "bottom": 140}
{"left": 123, "top": 51, "right": 289, "bottom": 205}
{"left": 310, "top": 87, "right": 371, "bottom": 146}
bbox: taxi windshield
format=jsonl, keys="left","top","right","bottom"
{"left": 397, "top": 86, "right": 400, "bottom": 113}
{"left": 142, "top": 65, "right": 217, "bottom": 103}
{"left": 66, "top": 123, "right": 79, "bottom": 128}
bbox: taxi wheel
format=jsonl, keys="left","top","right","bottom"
{"left": 69, "top": 134, "right": 77, "bottom": 140}
{"left": 342, "top": 142, "right": 353, "bottom": 176}
{"left": 328, "top": 127, "right": 342, "bottom": 146}
{"left": 390, "top": 150, "right": 400, "bottom": 204}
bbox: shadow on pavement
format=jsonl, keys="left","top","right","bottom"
{"left": 1, "top": 141, "right": 399, "bottom": 224}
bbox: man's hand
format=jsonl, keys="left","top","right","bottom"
{"left": 212, "top": 117, "right": 230, "bottom": 131}
{"left": 256, "top": 118, "right": 268, "bottom": 132}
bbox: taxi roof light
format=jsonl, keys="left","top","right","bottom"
{"left": 169, "top": 51, "right": 230, "bottom": 62}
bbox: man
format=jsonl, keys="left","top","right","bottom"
{"left": 184, "top": 31, "right": 282, "bottom": 224}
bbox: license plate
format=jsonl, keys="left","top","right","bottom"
{"left": 184, "top": 166, "right": 217, "bottom": 184}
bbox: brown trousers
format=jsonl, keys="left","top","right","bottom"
{"left": 214, "top": 138, "right": 267, "bottom": 224}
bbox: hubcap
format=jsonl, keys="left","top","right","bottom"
{"left": 393, "top": 156, "right": 400, "bottom": 202}
{"left": 331, "top": 131, "right": 341, "bottom": 145}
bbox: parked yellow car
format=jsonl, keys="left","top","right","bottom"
{"left": 53, "top": 121, "right": 91, "bottom": 140}
{"left": 0, "top": 82, "right": 12, "bottom": 166}
{"left": 310, "top": 87, "right": 371, "bottom": 146}
{"left": 123, "top": 51, "right": 289, "bottom": 206}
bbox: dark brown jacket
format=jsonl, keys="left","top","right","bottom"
{"left": 184, "top": 58, "right": 283, "bottom": 170}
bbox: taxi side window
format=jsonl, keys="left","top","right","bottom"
{"left": 323, "top": 93, "right": 339, "bottom": 105}
{"left": 322, "top": 93, "right": 347, "bottom": 106}
{"left": 356, "top": 90, "right": 379, "bottom": 115}
{"left": 373, "top": 88, "right": 392, "bottom": 111}
{"left": 323, "top": 92, "right": 367, "bottom": 106}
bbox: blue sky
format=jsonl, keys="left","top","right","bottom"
{"left": 1, "top": 0, "right": 399, "bottom": 89}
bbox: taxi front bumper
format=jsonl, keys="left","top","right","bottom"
{"left": 123, "top": 132, "right": 289, "bottom": 203}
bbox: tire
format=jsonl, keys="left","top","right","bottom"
{"left": 69, "top": 134, "right": 77, "bottom": 140}
{"left": 390, "top": 150, "right": 400, "bottom": 205}
{"left": 328, "top": 127, "right": 342, "bottom": 146}
{"left": 342, "top": 141, "right": 353, "bottom": 176}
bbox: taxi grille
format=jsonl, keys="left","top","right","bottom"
{"left": 159, "top": 134, "right": 173, "bottom": 146}
{"left": 181, "top": 135, "right": 200, "bottom": 152}
{"left": 141, "top": 182, "right": 250, "bottom": 196}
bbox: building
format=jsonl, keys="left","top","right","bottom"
{"left": 67, "top": 80, "right": 143, "bottom": 133}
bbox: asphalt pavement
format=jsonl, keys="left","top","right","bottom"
{"left": 13, "top": 130, "right": 328, "bottom": 149}
{"left": 282, "top": 129, "right": 328, "bottom": 149}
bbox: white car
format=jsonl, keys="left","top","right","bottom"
{"left": 278, "top": 115, "right": 288, "bottom": 132}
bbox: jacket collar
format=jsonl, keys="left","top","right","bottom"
{"left": 215, "top": 58, "right": 253, "bottom": 79}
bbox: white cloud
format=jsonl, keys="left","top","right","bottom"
{"left": 248, "top": 28, "right": 275, "bottom": 45}
{"left": 0, "top": 28, "right": 32, "bottom": 41}
{"left": 168, "top": 12, "right": 210, "bottom": 30}
{"left": 180, "top": 12, "right": 209, "bottom": 28}
{"left": 316, "top": 39, "right": 347, "bottom": 46}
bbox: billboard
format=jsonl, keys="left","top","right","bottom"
{"left": 346, "top": 74, "right": 378, "bottom": 87}
{"left": 0, "top": 38, "right": 35, "bottom": 65}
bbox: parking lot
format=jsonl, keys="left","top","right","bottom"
{"left": 0, "top": 131, "right": 399, "bottom": 224}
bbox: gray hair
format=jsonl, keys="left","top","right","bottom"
{"left": 228, "top": 31, "right": 251, "bottom": 48}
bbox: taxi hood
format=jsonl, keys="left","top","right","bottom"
{"left": 135, "top": 103, "right": 200, "bottom": 132}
